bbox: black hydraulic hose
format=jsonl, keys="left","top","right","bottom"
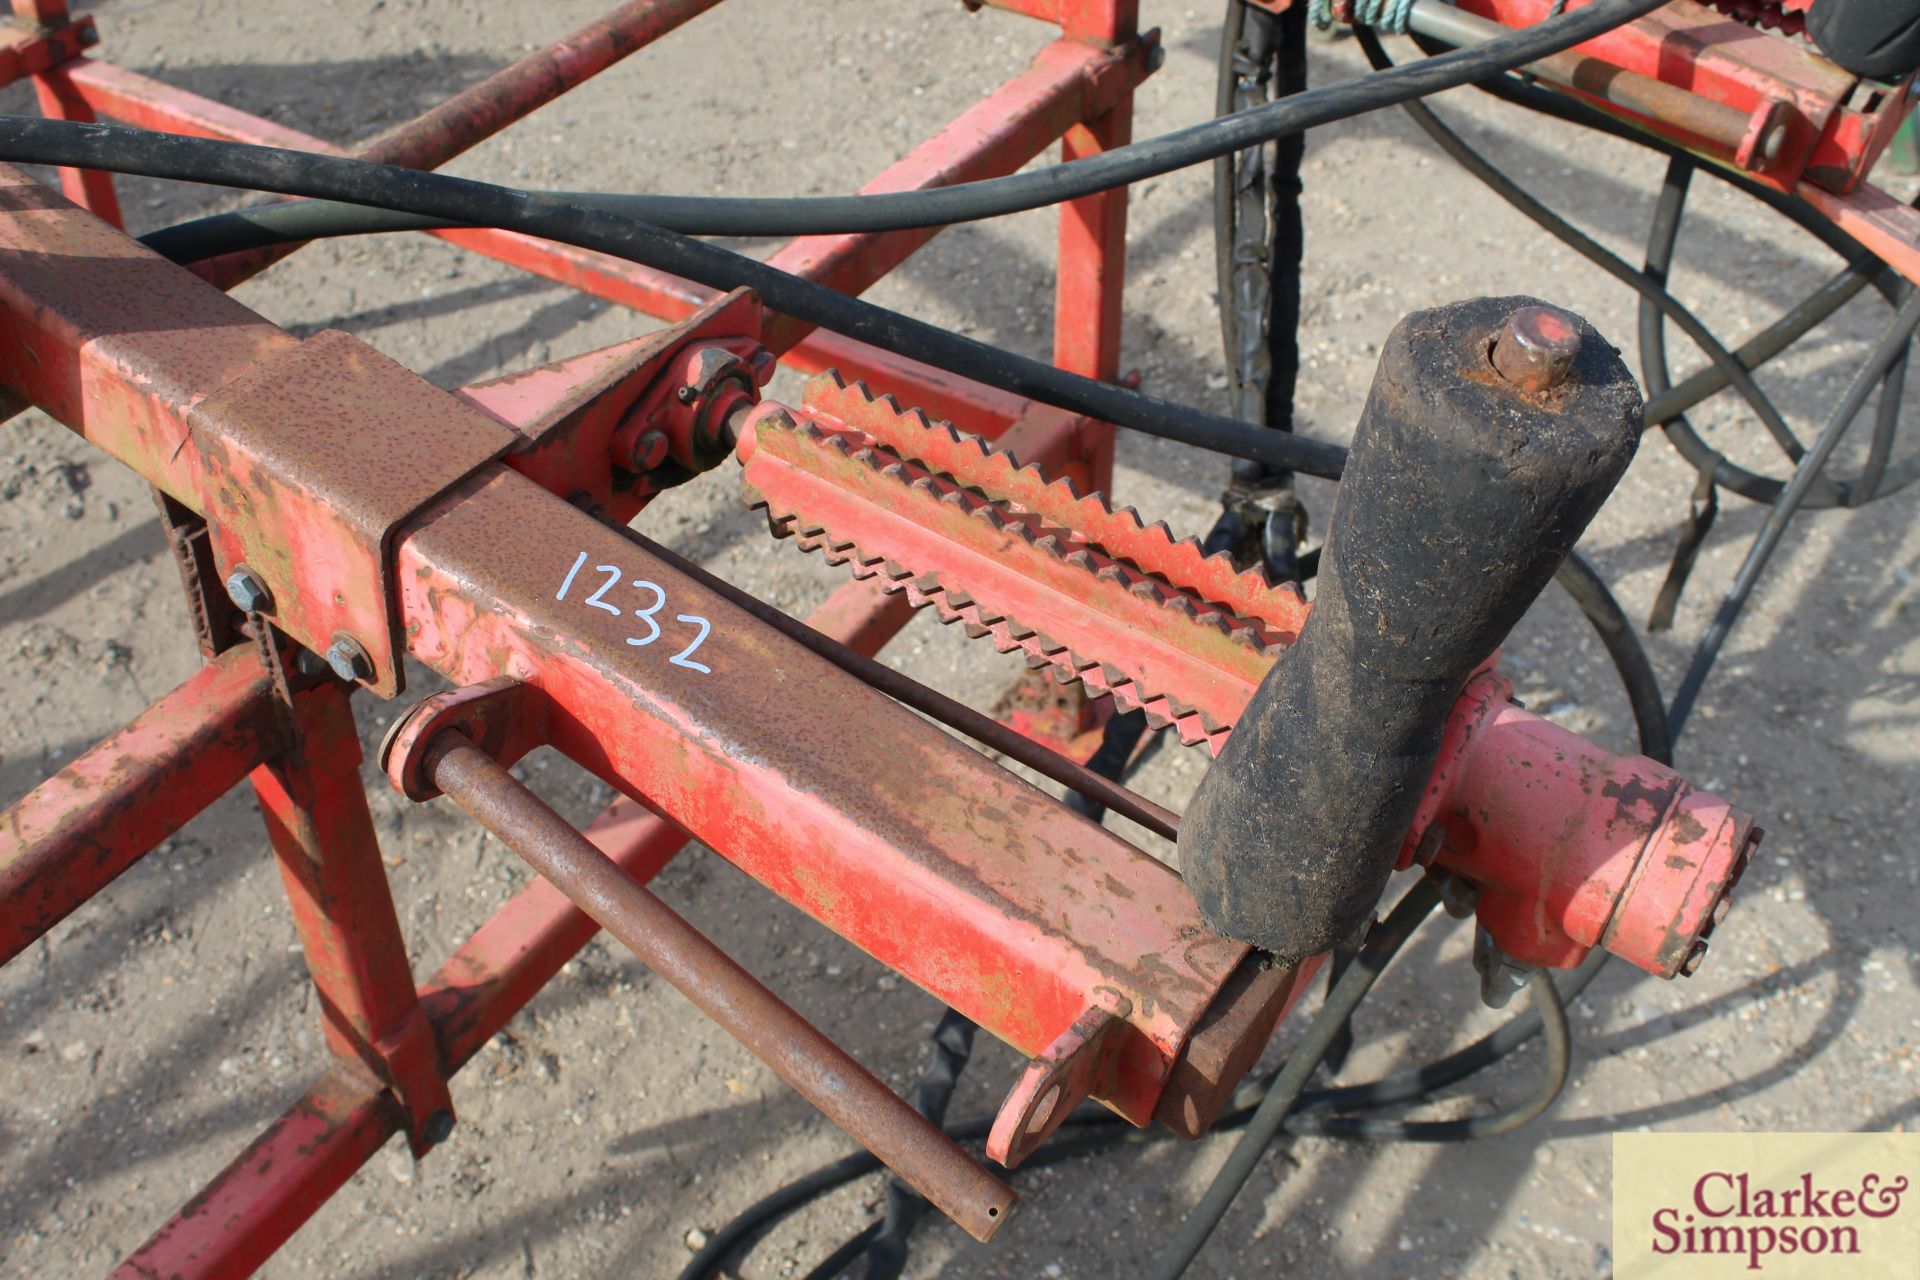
{"left": 1668, "top": 284, "right": 1920, "bottom": 736}
{"left": 1642, "top": 159, "right": 1822, "bottom": 476}
{"left": 1146, "top": 877, "right": 1445, "bottom": 1280}
{"left": 1554, "top": 552, "right": 1672, "bottom": 765}
{"left": 797, "top": 1224, "right": 884, "bottom": 1280}
{"left": 0, "top": 114, "right": 1348, "bottom": 480}
{"left": 853, "top": 1008, "right": 978, "bottom": 1280}
{"left": 1644, "top": 257, "right": 1890, "bottom": 431}
{"left": 1854, "top": 282, "right": 1914, "bottom": 505}
{"left": 1287, "top": 966, "right": 1570, "bottom": 1142}
{"left": 1285, "top": 948, "right": 1606, "bottom": 1121}
{"left": 678, "top": 1100, "right": 1148, "bottom": 1280}
{"left": 1641, "top": 157, "right": 1920, "bottom": 507}
{"left": 1063, "top": 708, "right": 1152, "bottom": 827}
{"left": 694, "top": 936, "right": 1607, "bottom": 1280}
{"left": 115, "top": 0, "right": 1663, "bottom": 256}
{"left": 683, "top": 419, "right": 1668, "bottom": 1280}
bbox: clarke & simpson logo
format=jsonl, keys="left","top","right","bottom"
{"left": 1614, "top": 1132, "right": 1919, "bottom": 1278}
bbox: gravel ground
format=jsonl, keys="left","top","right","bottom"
{"left": 2, "top": 3, "right": 1916, "bottom": 1278}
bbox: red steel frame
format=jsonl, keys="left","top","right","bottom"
{"left": 0, "top": 0, "right": 1158, "bottom": 1274}
{"left": 0, "top": 0, "right": 1774, "bottom": 1271}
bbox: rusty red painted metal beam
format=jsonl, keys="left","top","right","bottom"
{"left": 392, "top": 466, "right": 1249, "bottom": 1125}
{"left": 1451, "top": 0, "right": 1902, "bottom": 194}
{"left": 0, "top": 644, "right": 284, "bottom": 963}
{"left": 0, "top": 0, "right": 1168, "bottom": 1269}
{"left": 114, "top": 582, "right": 931, "bottom": 1279}
{"left": 110, "top": 1069, "right": 401, "bottom": 1280}
{"left": 202, "top": 0, "right": 729, "bottom": 290}
{"left": 50, "top": 29, "right": 1149, "bottom": 441}
{"left": 112, "top": 795, "right": 683, "bottom": 1280}
{"left": 251, "top": 682, "right": 453, "bottom": 1144}
{"left": 5, "top": 0, "right": 119, "bottom": 223}
{"left": 41, "top": 1, "right": 725, "bottom": 287}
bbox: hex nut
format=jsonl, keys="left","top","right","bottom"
{"left": 224, "top": 567, "right": 273, "bottom": 614}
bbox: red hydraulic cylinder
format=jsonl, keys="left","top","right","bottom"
{"left": 0, "top": 645, "right": 285, "bottom": 963}
{"left": 1420, "top": 676, "right": 1759, "bottom": 977}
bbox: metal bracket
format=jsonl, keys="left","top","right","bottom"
{"left": 187, "top": 329, "right": 519, "bottom": 697}
{"left": 988, "top": 990, "right": 1132, "bottom": 1169}
{"left": 463, "top": 287, "right": 771, "bottom": 521}
{"left": 379, "top": 676, "right": 550, "bottom": 801}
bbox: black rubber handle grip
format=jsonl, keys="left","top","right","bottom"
{"left": 1179, "top": 295, "right": 1643, "bottom": 959}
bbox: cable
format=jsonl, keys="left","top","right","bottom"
{"left": 118, "top": 0, "right": 1663, "bottom": 258}
{"left": 1853, "top": 282, "right": 1914, "bottom": 505}
{"left": 1146, "top": 876, "right": 1444, "bottom": 1280}
{"left": 1286, "top": 966, "right": 1569, "bottom": 1142}
{"left": 1285, "top": 948, "right": 1604, "bottom": 1123}
{"left": 1554, "top": 552, "right": 1672, "bottom": 765}
{"left": 686, "top": 937, "right": 1607, "bottom": 1280}
{"left": 1349, "top": 29, "right": 1822, "bottom": 492}
{"left": 797, "top": 1224, "right": 883, "bottom": 1280}
{"left": 1402, "top": 27, "right": 1920, "bottom": 508}
{"left": 1641, "top": 158, "right": 1830, "bottom": 493}
{"left": 1667, "top": 283, "right": 1920, "bottom": 736}
{"left": 15, "top": 10, "right": 1774, "bottom": 1274}
{"left": 1639, "top": 156, "right": 1920, "bottom": 507}
{"left": 0, "top": 113, "right": 1348, "bottom": 481}
{"left": 1644, "top": 255, "right": 1893, "bottom": 432}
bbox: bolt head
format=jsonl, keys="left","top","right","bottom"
{"left": 1680, "top": 938, "right": 1710, "bottom": 977}
{"left": 423, "top": 1108, "right": 456, "bottom": 1145}
{"left": 326, "top": 636, "right": 372, "bottom": 683}
{"left": 1491, "top": 304, "right": 1582, "bottom": 394}
{"left": 629, "top": 428, "right": 670, "bottom": 471}
{"left": 224, "top": 567, "right": 272, "bottom": 614}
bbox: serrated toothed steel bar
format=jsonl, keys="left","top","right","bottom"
{"left": 736, "top": 376, "right": 1304, "bottom": 751}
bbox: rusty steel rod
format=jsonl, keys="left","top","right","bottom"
{"left": 422, "top": 732, "right": 1018, "bottom": 1243}
{"left": 1408, "top": 1, "right": 1756, "bottom": 156}
{"left": 353, "top": 0, "right": 724, "bottom": 173}
{"left": 622, "top": 524, "right": 1182, "bottom": 841}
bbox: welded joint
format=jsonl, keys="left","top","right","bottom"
{"left": 366, "top": 1005, "right": 456, "bottom": 1157}
{"left": 0, "top": 12, "right": 98, "bottom": 82}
